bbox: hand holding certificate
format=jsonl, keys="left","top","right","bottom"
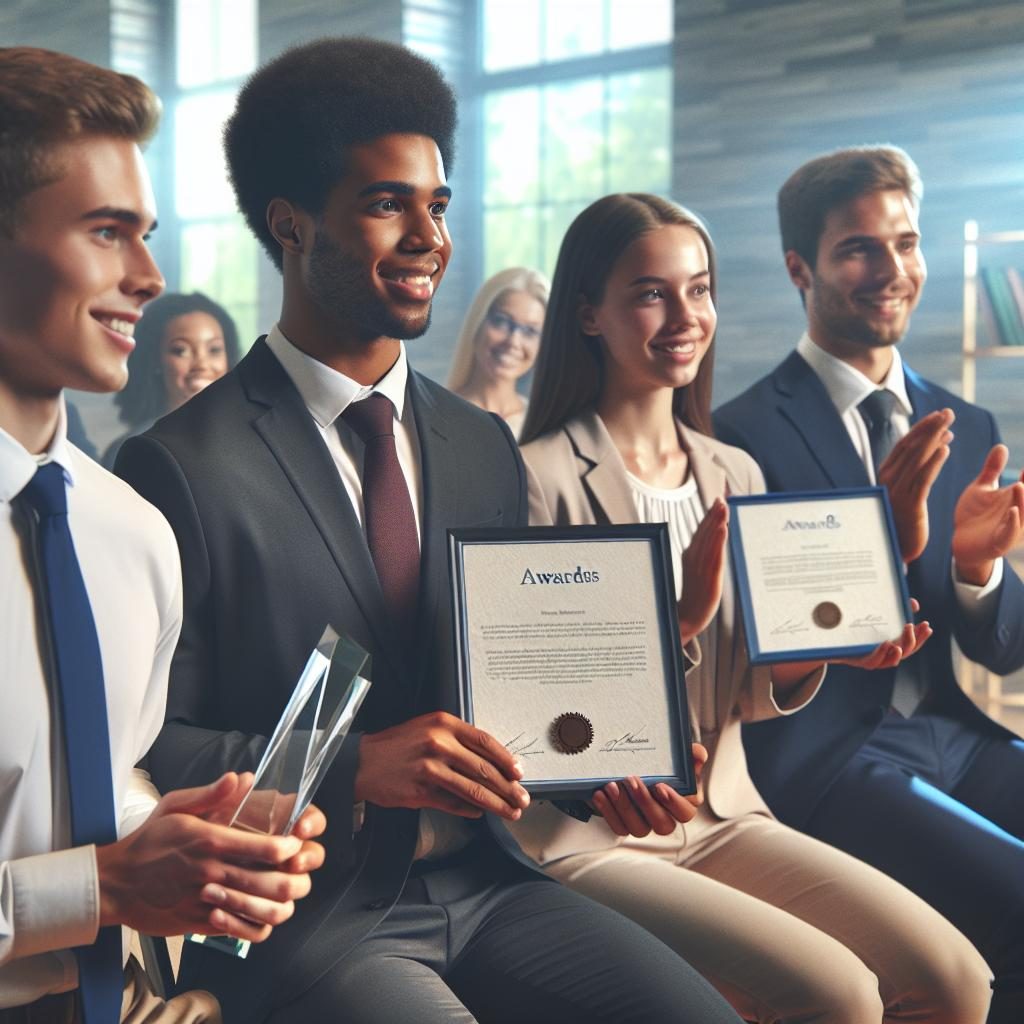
{"left": 728, "top": 488, "right": 919, "bottom": 664}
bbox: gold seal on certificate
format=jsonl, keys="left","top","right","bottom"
{"left": 552, "top": 712, "right": 594, "bottom": 754}
{"left": 448, "top": 524, "right": 697, "bottom": 799}
{"left": 812, "top": 601, "right": 842, "bottom": 629}
{"left": 728, "top": 488, "right": 912, "bottom": 665}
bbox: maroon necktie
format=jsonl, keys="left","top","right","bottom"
{"left": 342, "top": 394, "right": 420, "bottom": 628}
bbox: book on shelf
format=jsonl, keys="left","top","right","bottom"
{"left": 979, "top": 266, "right": 1024, "bottom": 346}
{"left": 1006, "top": 268, "right": 1024, "bottom": 331}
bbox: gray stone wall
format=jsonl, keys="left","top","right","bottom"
{"left": 0, "top": 0, "right": 112, "bottom": 65}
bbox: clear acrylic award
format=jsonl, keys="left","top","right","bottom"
{"left": 187, "top": 627, "right": 372, "bottom": 958}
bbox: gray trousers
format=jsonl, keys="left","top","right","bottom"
{"left": 267, "top": 855, "right": 741, "bottom": 1023}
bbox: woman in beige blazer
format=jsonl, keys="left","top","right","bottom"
{"left": 508, "top": 193, "right": 991, "bottom": 1024}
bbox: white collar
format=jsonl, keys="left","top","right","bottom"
{"left": 0, "top": 397, "right": 75, "bottom": 504}
{"left": 796, "top": 332, "right": 912, "bottom": 418}
{"left": 265, "top": 323, "right": 409, "bottom": 428}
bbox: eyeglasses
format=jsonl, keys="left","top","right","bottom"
{"left": 486, "top": 310, "right": 541, "bottom": 342}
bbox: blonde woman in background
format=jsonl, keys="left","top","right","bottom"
{"left": 447, "top": 267, "right": 548, "bottom": 438}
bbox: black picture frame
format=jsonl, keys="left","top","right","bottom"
{"left": 448, "top": 523, "right": 695, "bottom": 800}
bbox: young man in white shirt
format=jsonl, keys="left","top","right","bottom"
{"left": 0, "top": 46, "right": 325, "bottom": 1023}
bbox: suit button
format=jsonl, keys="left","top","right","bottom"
{"left": 365, "top": 898, "right": 389, "bottom": 911}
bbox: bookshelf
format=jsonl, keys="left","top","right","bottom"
{"left": 961, "top": 220, "right": 1024, "bottom": 401}
{"left": 959, "top": 220, "right": 1024, "bottom": 714}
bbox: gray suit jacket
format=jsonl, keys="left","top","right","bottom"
{"left": 116, "top": 338, "right": 529, "bottom": 1019}
{"left": 508, "top": 412, "right": 821, "bottom": 865}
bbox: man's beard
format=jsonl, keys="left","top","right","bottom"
{"left": 307, "top": 229, "right": 433, "bottom": 342}
{"left": 809, "top": 271, "right": 910, "bottom": 349}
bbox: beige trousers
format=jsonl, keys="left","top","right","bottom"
{"left": 0, "top": 959, "right": 218, "bottom": 1024}
{"left": 547, "top": 814, "right": 992, "bottom": 1024}
{"left": 121, "top": 956, "right": 220, "bottom": 1024}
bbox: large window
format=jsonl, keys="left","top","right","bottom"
{"left": 171, "top": 0, "right": 259, "bottom": 343}
{"left": 480, "top": 0, "right": 673, "bottom": 277}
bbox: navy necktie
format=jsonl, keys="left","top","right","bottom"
{"left": 20, "top": 462, "right": 122, "bottom": 1023}
{"left": 855, "top": 393, "right": 926, "bottom": 715}
{"left": 857, "top": 389, "right": 899, "bottom": 472}
{"left": 341, "top": 394, "right": 420, "bottom": 630}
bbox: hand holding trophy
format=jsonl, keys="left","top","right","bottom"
{"left": 187, "top": 627, "right": 372, "bottom": 957}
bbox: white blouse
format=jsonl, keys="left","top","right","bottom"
{"left": 626, "top": 472, "right": 705, "bottom": 601}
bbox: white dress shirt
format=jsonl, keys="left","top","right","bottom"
{"left": 795, "top": 333, "right": 1002, "bottom": 616}
{"left": 265, "top": 325, "right": 422, "bottom": 537}
{"left": 265, "top": 326, "right": 470, "bottom": 860}
{"left": 0, "top": 400, "right": 182, "bottom": 1008}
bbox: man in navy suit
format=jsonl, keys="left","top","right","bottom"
{"left": 117, "top": 37, "right": 741, "bottom": 1024}
{"left": 715, "top": 145, "right": 1024, "bottom": 1022}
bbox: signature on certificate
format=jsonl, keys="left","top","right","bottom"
{"left": 851, "top": 613, "right": 885, "bottom": 633}
{"left": 505, "top": 732, "right": 544, "bottom": 757}
{"left": 770, "top": 617, "right": 810, "bottom": 636}
{"left": 602, "top": 728, "right": 655, "bottom": 753}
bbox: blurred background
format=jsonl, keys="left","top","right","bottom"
{"left": 4, "top": 0, "right": 1024, "bottom": 452}
{"left": 5, "top": 0, "right": 1024, "bottom": 718}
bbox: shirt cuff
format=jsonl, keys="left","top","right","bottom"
{"left": 10, "top": 847, "right": 100, "bottom": 959}
{"left": 119, "top": 769, "right": 160, "bottom": 839}
{"left": 770, "top": 664, "right": 827, "bottom": 715}
{"left": 683, "top": 636, "right": 702, "bottom": 671}
{"left": 952, "top": 556, "right": 1004, "bottom": 623}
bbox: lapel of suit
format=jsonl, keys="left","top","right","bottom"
{"left": 772, "top": 350, "right": 870, "bottom": 488}
{"left": 565, "top": 411, "right": 639, "bottom": 524}
{"left": 238, "top": 339, "right": 406, "bottom": 683}
{"left": 407, "top": 371, "right": 458, "bottom": 708}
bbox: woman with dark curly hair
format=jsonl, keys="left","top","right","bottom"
{"left": 102, "top": 291, "right": 239, "bottom": 467}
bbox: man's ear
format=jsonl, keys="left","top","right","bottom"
{"left": 267, "top": 198, "right": 310, "bottom": 257}
{"left": 784, "top": 250, "right": 813, "bottom": 292}
{"left": 578, "top": 295, "right": 601, "bottom": 337}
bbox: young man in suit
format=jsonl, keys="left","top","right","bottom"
{"left": 0, "top": 47, "right": 323, "bottom": 1023}
{"left": 116, "top": 37, "right": 742, "bottom": 1024}
{"left": 715, "top": 145, "right": 1024, "bottom": 1022}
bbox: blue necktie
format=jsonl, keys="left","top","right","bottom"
{"left": 857, "top": 393, "right": 927, "bottom": 716}
{"left": 857, "top": 389, "right": 899, "bottom": 470}
{"left": 20, "top": 462, "right": 122, "bottom": 1023}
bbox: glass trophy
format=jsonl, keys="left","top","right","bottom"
{"left": 186, "top": 627, "right": 372, "bottom": 958}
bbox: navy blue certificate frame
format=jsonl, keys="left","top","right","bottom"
{"left": 448, "top": 524, "right": 695, "bottom": 801}
{"left": 727, "top": 487, "right": 913, "bottom": 666}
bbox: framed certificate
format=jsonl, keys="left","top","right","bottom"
{"left": 448, "top": 524, "right": 695, "bottom": 800}
{"left": 728, "top": 488, "right": 913, "bottom": 665}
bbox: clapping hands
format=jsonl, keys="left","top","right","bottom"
{"left": 678, "top": 498, "right": 729, "bottom": 646}
{"left": 953, "top": 444, "right": 1024, "bottom": 586}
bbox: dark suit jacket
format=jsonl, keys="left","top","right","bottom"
{"left": 116, "top": 338, "right": 529, "bottom": 1019}
{"left": 713, "top": 350, "right": 1024, "bottom": 828}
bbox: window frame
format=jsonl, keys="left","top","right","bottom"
{"left": 472, "top": 0, "right": 672, "bottom": 280}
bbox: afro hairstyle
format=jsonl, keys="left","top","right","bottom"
{"left": 224, "top": 36, "right": 457, "bottom": 270}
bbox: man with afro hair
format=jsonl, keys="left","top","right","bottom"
{"left": 118, "top": 36, "right": 741, "bottom": 1024}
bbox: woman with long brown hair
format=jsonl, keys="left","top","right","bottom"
{"left": 510, "top": 193, "right": 991, "bottom": 1023}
